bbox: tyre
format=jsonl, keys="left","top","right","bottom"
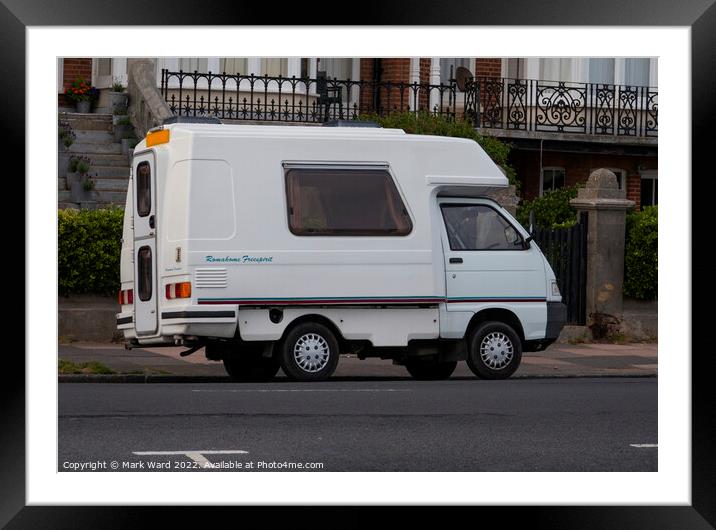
{"left": 279, "top": 322, "right": 340, "bottom": 382}
{"left": 466, "top": 321, "right": 522, "bottom": 380}
{"left": 223, "top": 348, "right": 280, "bottom": 382}
{"left": 405, "top": 357, "right": 457, "bottom": 380}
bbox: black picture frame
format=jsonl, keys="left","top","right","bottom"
{"left": 7, "top": 0, "right": 713, "bottom": 526}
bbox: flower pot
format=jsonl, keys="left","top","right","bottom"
{"left": 75, "top": 100, "right": 91, "bottom": 114}
{"left": 109, "top": 92, "right": 128, "bottom": 114}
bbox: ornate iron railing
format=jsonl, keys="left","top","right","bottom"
{"left": 160, "top": 69, "right": 657, "bottom": 138}
{"left": 160, "top": 68, "right": 458, "bottom": 123}
{"left": 464, "top": 77, "right": 658, "bottom": 138}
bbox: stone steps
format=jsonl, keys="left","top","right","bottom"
{"left": 68, "top": 142, "right": 123, "bottom": 155}
{"left": 58, "top": 177, "right": 130, "bottom": 192}
{"left": 74, "top": 130, "right": 116, "bottom": 144}
{"left": 85, "top": 165, "right": 130, "bottom": 178}
{"left": 76, "top": 153, "right": 131, "bottom": 167}
{"left": 59, "top": 112, "right": 113, "bottom": 132}
{"left": 59, "top": 112, "right": 131, "bottom": 209}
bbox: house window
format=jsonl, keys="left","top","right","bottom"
{"left": 261, "top": 58, "right": 288, "bottom": 77}
{"left": 640, "top": 172, "right": 658, "bottom": 207}
{"left": 624, "top": 58, "right": 650, "bottom": 86}
{"left": 285, "top": 166, "right": 412, "bottom": 236}
{"left": 441, "top": 204, "right": 524, "bottom": 251}
{"left": 507, "top": 58, "right": 525, "bottom": 79}
{"left": 440, "top": 58, "right": 472, "bottom": 84}
{"left": 541, "top": 167, "right": 566, "bottom": 195}
{"left": 539, "top": 59, "right": 573, "bottom": 82}
{"left": 301, "top": 58, "right": 309, "bottom": 78}
{"left": 588, "top": 58, "right": 615, "bottom": 84}
{"left": 219, "top": 57, "right": 248, "bottom": 74}
{"left": 180, "top": 57, "right": 208, "bottom": 72}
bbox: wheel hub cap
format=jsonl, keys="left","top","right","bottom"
{"left": 293, "top": 333, "right": 330, "bottom": 373}
{"left": 479, "top": 332, "right": 514, "bottom": 370}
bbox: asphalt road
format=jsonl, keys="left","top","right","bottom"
{"left": 58, "top": 378, "right": 657, "bottom": 472}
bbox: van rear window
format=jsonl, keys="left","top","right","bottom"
{"left": 137, "top": 246, "right": 152, "bottom": 301}
{"left": 285, "top": 167, "right": 412, "bottom": 236}
{"left": 136, "top": 162, "right": 151, "bottom": 217}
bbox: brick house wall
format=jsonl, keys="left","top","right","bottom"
{"left": 475, "top": 58, "right": 501, "bottom": 78}
{"left": 359, "top": 58, "right": 413, "bottom": 114}
{"left": 509, "top": 149, "right": 657, "bottom": 209}
{"left": 59, "top": 58, "right": 92, "bottom": 107}
{"left": 419, "top": 58, "right": 431, "bottom": 111}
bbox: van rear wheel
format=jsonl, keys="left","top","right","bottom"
{"left": 280, "top": 322, "right": 339, "bottom": 382}
{"left": 467, "top": 321, "right": 522, "bottom": 380}
{"left": 405, "top": 358, "right": 457, "bottom": 380}
{"left": 223, "top": 349, "right": 280, "bottom": 382}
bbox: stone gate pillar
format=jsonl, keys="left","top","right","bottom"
{"left": 570, "top": 169, "right": 635, "bottom": 334}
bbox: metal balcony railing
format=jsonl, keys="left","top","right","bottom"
{"left": 160, "top": 69, "right": 657, "bottom": 138}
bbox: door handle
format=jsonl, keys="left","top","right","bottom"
{"left": 149, "top": 215, "right": 155, "bottom": 229}
{"left": 449, "top": 257, "right": 463, "bottom": 264}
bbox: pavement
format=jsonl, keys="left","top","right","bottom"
{"left": 58, "top": 341, "right": 658, "bottom": 380}
{"left": 58, "top": 378, "right": 657, "bottom": 472}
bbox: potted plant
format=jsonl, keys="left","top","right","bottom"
{"left": 109, "top": 77, "right": 128, "bottom": 114}
{"left": 64, "top": 78, "right": 95, "bottom": 114}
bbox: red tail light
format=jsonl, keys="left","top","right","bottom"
{"left": 118, "top": 289, "right": 134, "bottom": 305}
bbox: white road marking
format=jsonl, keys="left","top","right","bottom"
{"left": 191, "top": 388, "right": 411, "bottom": 393}
{"left": 133, "top": 449, "right": 249, "bottom": 466}
{"left": 630, "top": 444, "right": 658, "bottom": 448}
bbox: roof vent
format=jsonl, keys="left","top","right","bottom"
{"left": 162, "top": 116, "right": 222, "bottom": 125}
{"left": 322, "top": 120, "right": 381, "bottom": 128}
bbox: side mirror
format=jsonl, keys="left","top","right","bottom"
{"left": 522, "top": 235, "right": 533, "bottom": 250}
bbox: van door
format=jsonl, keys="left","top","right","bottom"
{"left": 439, "top": 198, "right": 546, "bottom": 310}
{"left": 133, "top": 152, "right": 158, "bottom": 335}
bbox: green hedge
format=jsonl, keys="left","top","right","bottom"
{"left": 516, "top": 185, "right": 580, "bottom": 229}
{"left": 624, "top": 205, "right": 658, "bottom": 300}
{"left": 58, "top": 208, "right": 124, "bottom": 296}
{"left": 362, "top": 112, "right": 518, "bottom": 190}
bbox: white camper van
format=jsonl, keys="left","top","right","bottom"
{"left": 117, "top": 118, "right": 566, "bottom": 382}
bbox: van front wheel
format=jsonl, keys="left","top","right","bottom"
{"left": 280, "top": 323, "right": 339, "bottom": 382}
{"left": 467, "top": 321, "right": 522, "bottom": 379}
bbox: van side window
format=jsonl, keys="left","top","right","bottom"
{"left": 441, "top": 204, "right": 524, "bottom": 251}
{"left": 136, "top": 162, "right": 151, "bottom": 217}
{"left": 285, "top": 167, "right": 412, "bottom": 236}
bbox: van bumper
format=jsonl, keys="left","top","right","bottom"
{"left": 117, "top": 306, "right": 239, "bottom": 343}
{"left": 545, "top": 301, "right": 567, "bottom": 339}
